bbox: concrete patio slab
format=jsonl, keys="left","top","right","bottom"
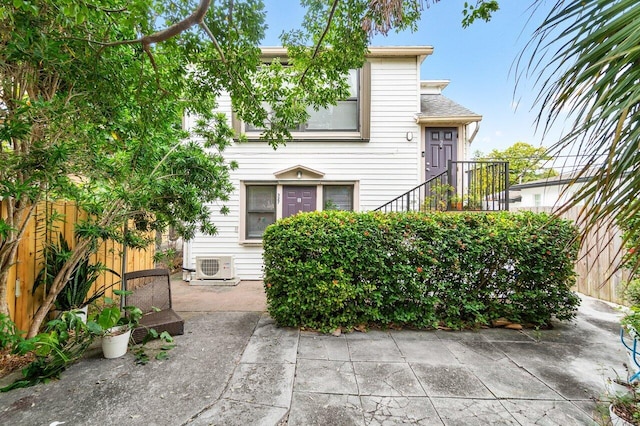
{"left": 360, "top": 396, "right": 442, "bottom": 425}
{"left": 429, "top": 397, "right": 518, "bottom": 425}
{"left": 297, "top": 334, "right": 350, "bottom": 361}
{"left": 293, "top": 359, "right": 359, "bottom": 394}
{"left": 171, "top": 278, "right": 266, "bottom": 312}
{"left": 223, "top": 363, "right": 295, "bottom": 407}
{"left": 500, "top": 399, "right": 598, "bottom": 425}
{"left": 288, "top": 392, "right": 363, "bottom": 426}
{"left": 240, "top": 330, "right": 299, "bottom": 364}
{"left": 469, "top": 359, "right": 563, "bottom": 400}
{"left": 394, "top": 339, "right": 461, "bottom": 364}
{"left": 0, "top": 285, "right": 628, "bottom": 426}
{"left": 346, "top": 337, "right": 405, "bottom": 362}
{"left": 0, "top": 312, "right": 261, "bottom": 426}
{"left": 444, "top": 340, "right": 508, "bottom": 364}
{"left": 188, "top": 399, "right": 288, "bottom": 426}
{"left": 411, "top": 363, "right": 494, "bottom": 398}
{"left": 353, "top": 362, "right": 426, "bottom": 396}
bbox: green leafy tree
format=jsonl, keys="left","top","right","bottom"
{"left": 476, "top": 142, "right": 558, "bottom": 186}
{"left": 0, "top": 0, "right": 502, "bottom": 335}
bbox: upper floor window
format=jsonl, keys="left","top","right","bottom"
{"left": 235, "top": 65, "right": 370, "bottom": 140}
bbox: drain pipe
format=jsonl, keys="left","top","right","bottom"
{"left": 182, "top": 238, "right": 193, "bottom": 282}
{"left": 468, "top": 122, "right": 480, "bottom": 144}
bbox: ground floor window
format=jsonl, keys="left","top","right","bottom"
{"left": 246, "top": 185, "right": 277, "bottom": 239}
{"left": 323, "top": 185, "right": 353, "bottom": 210}
{"left": 242, "top": 182, "right": 357, "bottom": 242}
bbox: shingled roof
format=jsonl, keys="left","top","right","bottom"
{"left": 417, "top": 94, "right": 482, "bottom": 124}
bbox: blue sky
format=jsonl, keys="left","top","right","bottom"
{"left": 261, "top": 0, "right": 566, "bottom": 155}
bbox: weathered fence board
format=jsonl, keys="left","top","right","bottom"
{"left": 2, "top": 200, "right": 154, "bottom": 332}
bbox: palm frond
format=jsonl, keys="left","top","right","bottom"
{"left": 522, "top": 0, "right": 640, "bottom": 268}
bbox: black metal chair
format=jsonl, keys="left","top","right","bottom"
{"left": 123, "top": 268, "right": 184, "bottom": 343}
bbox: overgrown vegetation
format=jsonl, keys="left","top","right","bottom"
{"left": 610, "top": 215, "right": 640, "bottom": 424}
{"left": 0, "top": 293, "right": 174, "bottom": 392}
{"left": 33, "top": 233, "right": 118, "bottom": 311}
{"left": 1, "top": 311, "right": 93, "bottom": 391}
{"left": 263, "top": 211, "right": 580, "bottom": 332}
{"left": 620, "top": 215, "right": 640, "bottom": 333}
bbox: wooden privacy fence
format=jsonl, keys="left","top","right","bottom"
{"left": 2, "top": 200, "right": 154, "bottom": 332}
{"left": 517, "top": 206, "right": 630, "bottom": 305}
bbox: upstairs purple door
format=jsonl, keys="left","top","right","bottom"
{"left": 283, "top": 186, "right": 316, "bottom": 218}
{"left": 425, "top": 128, "right": 457, "bottom": 181}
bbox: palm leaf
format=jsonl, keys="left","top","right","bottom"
{"left": 522, "top": 0, "right": 640, "bottom": 271}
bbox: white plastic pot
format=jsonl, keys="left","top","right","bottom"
{"left": 610, "top": 404, "right": 635, "bottom": 426}
{"left": 73, "top": 306, "right": 88, "bottom": 324}
{"left": 606, "top": 379, "right": 635, "bottom": 398}
{"left": 101, "top": 326, "right": 132, "bottom": 359}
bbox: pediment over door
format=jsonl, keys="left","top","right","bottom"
{"left": 273, "top": 165, "right": 325, "bottom": 180}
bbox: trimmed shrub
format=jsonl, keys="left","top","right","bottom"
{"left": 263, "top": 211, "right": 580, "bottom": 332}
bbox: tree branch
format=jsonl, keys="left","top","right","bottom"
{"left": 299, "top": 0, "right": 340, "bottom": 86}
{"left": 95, "top": 0, "right": 212, "bottom": 48}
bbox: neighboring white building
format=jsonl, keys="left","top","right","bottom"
{"left": 510, "top": 172, "right": 591, "bottom": 209}
{"left": 184, "top": 46, "right": 483, "bottom": 280}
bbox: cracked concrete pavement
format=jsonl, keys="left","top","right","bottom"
{"left": 0, "top": 279, "right": 629, "bottom": 425}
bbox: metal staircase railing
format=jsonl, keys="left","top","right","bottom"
{"left": 374, "top": 161, "right": 509, "bottom": 213}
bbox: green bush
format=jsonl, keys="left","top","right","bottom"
{"left": 619, "top": 213, "right": 640, "bottom": 332}
{"left": 263, "top": 211, "right": 580, "bottom": 332}
{"left": 621, "top": 214, "right": 640, "bottom": 276}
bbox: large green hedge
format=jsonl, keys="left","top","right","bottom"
{"left": 262, "top": 211, "right": 580, "bottom": 332}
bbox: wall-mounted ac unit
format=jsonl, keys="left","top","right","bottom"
{"left": 195, "top": 256, "right": 235, "bottom": 280}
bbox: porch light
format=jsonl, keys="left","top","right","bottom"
{"left": 296, "top": 171, "right": 302, "bottom": 179}
{"left": 406, "top": 131, "right": 413, "bottom": 141}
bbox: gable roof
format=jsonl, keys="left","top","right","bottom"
{"left": 417, "top": 94, "right": 482, "bottom": 124}
{"left": 260, "top": 46, "right": 434, "bottom": 63}
{"left": 273, "top": 165, "right": 325, "bottom": 179}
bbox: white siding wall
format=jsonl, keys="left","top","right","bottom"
{"left": 185, "top": 57, "right": 423, "bottom": 279}
{"left": 516, "top": 182, "right": 586, "bottom": 208}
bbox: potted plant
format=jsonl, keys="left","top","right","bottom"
{"left": 34, "top": 233, "right": 118, "bottom": 322}
{"left": 607, "top": 385, "right": 640, "bottom": 425}
{"left": 609, "top": 280, "right": 640, "bottom": 424}
{"left": 87, "top": 290, "right": 143, "bottom": 359}
{"left": 622, "top": 281, "right": 640, "bottom": 378}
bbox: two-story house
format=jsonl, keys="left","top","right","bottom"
{"left": 183, "top": 46, "right": 484, "bottom": 282}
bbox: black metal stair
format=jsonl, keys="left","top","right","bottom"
{"left": 375, "top": 161, "right": 510, "bottom": 213}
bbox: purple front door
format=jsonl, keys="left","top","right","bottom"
{"left": 425, "top": 128, "right": 457, "bottom": 181}
{"left": 283, "top": 186, "right": 317, "bottom": 218}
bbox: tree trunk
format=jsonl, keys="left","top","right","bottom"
{"left": 0, "top": 269, "right": 10, "bottom": 317}
{"left": 0, "top": 198, "right": 38, "bottom": 317}
{"left": 0, "top": 236, "right": 23, "bottom": 317}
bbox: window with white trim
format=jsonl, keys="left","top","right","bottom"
{"left": 234, "top": 65, "right": 370, "bottom": 140}
{"left": 323, "top": 185, "right": 353, "bottom": 211}
{"left": 246, "top": 185, "right": 277, "bottom": 239}
{"left": 242, "top": 182, "right": 356, "bottom": 241}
